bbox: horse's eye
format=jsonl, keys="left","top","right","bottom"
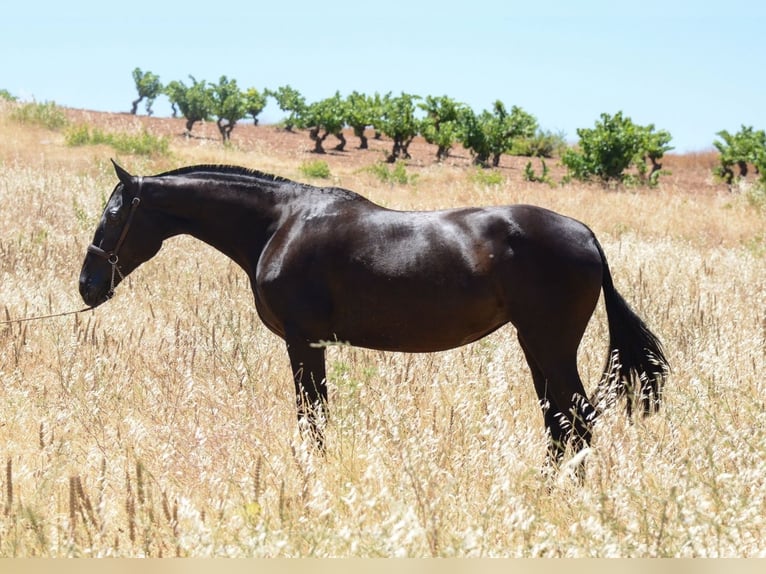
{"left": 107, "top": 210, "right": 120, "bottom": 222}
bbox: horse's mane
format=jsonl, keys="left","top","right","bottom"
{"left": 154, "top": 164, "right": 362, "bottom": 201}
{"left": 156, "top": 164, "right": 292, "bottom": 184}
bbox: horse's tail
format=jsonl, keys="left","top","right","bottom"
{"left": 592, "top": 237, "right": 669, "bottom": 418}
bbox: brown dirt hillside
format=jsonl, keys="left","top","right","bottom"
{"left": 50, "top": 108, "right": 724, "bottom": 195}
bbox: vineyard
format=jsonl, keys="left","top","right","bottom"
{"left": 0, "top": 96, "right": 765, "bottom": 557}
{"left": 6, "top": 74, "right": 766, "bottom": 196}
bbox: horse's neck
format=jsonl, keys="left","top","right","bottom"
{"left": 149, "top": 177, "right": 290, "bottom": 275}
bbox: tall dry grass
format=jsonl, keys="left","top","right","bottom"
{"left": 0, "top": 102, "right": 765, "bottom": 556}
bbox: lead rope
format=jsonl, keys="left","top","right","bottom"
{"left": 1, "top": 307, "right": 94, "bottom": 325}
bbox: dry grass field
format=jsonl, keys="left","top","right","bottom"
{"left": 0, "top": 101, "right": 765, "bottom": 557}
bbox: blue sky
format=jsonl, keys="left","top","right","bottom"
{"left": 2, "top": 0, "right": 764, "bottom": 152}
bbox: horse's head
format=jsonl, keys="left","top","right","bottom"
{"left": 79, "top": 161, "right": 163, "bottom": 308}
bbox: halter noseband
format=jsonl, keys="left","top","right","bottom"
{"left": 86, "top": 176, "right": 143, "bottom": 295}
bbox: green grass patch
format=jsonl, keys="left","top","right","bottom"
{"left": 366, "top": 161, "right": 418, "bottom": 185}
{"left": 10, "top": 101, "right": 68, "bottom": 130}
{"left": 468, "top": 167, "right": 504, "bottom": 187}
{"left": 523, "top": 159, "right": 556, "bottom": 187}
{"left": 65, "top": 125, "right": 169, "bottom": 156}
{"left": 299, "top": 160, "right": 331, "bottom": 179}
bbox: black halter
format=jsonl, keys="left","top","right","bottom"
{"left": 86, "top": 176, "right": 143, "bottom": 294}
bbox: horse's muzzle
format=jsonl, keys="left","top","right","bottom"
{"left": 78, "top": 268, "right": 112, "bottom": 308}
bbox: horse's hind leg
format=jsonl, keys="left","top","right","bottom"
{"left": 518, "top": 332, "right": 598, "bottom": 479}
{"left": 518, "top": 336, "right": 569, "bottom": 470}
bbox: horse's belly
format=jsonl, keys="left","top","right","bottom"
{"left": 330, "top": 298, "right": 509, "bottom": 353}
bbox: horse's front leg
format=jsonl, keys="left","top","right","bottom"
{"left": 285, "top": 338, "right": 327, "bottom": 448}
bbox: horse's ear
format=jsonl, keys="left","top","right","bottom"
{"left": 111, "top": 159, "right": 133, "bottom": 186}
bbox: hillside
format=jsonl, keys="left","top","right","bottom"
{"left": 1, "top": 103, "right": 724, "bottom": 196}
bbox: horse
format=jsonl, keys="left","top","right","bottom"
{"left": 79, "top": 161, "right": 669, "bottom": 476}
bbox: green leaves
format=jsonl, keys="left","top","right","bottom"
{"left": 713, "top": 125, "right": 766, "bottom": 187}
{"left": 345, "top": 91, "right": 378, "bottom": 149}
{"left": 266, "top": 85, "right": 306, "bottom": 132}
{"left": 298, "top": 91, "right": 348, "bottom": 153}
{"left": 0, "top": 89, "right": 18, "bottom": 102}
{"left": 164, "top": 76, "right": 214, "bottom": 135}
{"left": 418, "top": 95, "right": 466, "bottom": 161}
{"left": 243, "top": 88, "right": 268, "bottom": 125}
{"left": 121, "top": 68, "right": 707, "bottom": 193}
{"left": 130, "top": 68, "right": 162, "bottom": 116}
{"left": 561, "top": 111, "right": 673, "bottom": 187}
{"left": 159, "top": 72, "right": 267, "bottom": 142}
{"left": 377, "top": 92, "right": 421, "bottom": 162}
{"left": 210, "top": 76, "right": 247, "bottom": 142}
{"left": 456, "top": 101, "right": 538, "bottom": 167}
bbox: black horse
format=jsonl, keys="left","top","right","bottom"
{"left": 80, "top": 161, "right": 668, "bottom": 474}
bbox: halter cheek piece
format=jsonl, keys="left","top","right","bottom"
{"left": 86, "top": 176, "right": 143, "bottom": 296}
